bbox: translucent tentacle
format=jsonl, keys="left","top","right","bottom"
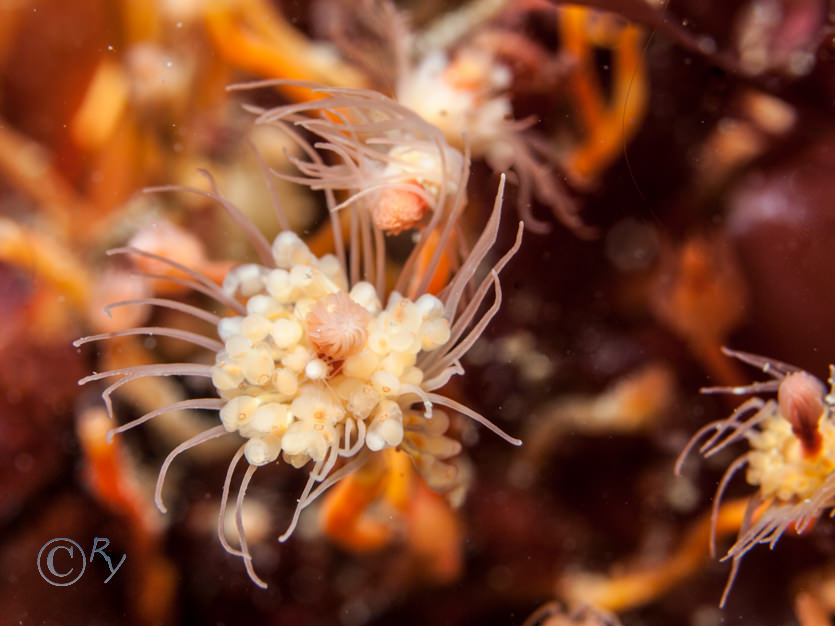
{"left": 74, "top": 327, "right": 223, "bottom": 353}
{"left": 146, "top": 169, "right": 274, "bottom": 268}
{"left": 218, "top": 445, "right": 247, "bottom": 558}
{"left": 155, "top": 425, "right": 229, "bottom": 514}
{"left": 235, "top": 464, "right": 268, "bottom": 589}
{"left": 108, "top": 398, "right": 224, "bottom": 440}
{"left": 105, "top": 297, "right": 222, "bottom": 326}
{"left": 425, "top": 392, "right": 522, "bottom": 446}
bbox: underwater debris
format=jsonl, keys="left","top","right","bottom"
{"left": 74, "top": 97, "right": 523, "bottom": 586}
{"left": 676, "top": 347, "right": 835, "bottom": 606}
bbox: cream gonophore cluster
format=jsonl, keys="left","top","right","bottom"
{"left": 74, "top": 81, "right": 523, "bottom": 588}
{"left": 214, "top": 230, "right": 457, "bottom": 474}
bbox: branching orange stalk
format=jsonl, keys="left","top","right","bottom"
{"left": 205, "top": 0, "right": 370, "bottom": 102}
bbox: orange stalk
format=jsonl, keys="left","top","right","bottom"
{"left": 559, "top": 497, "right": 749, "bottom": 612}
